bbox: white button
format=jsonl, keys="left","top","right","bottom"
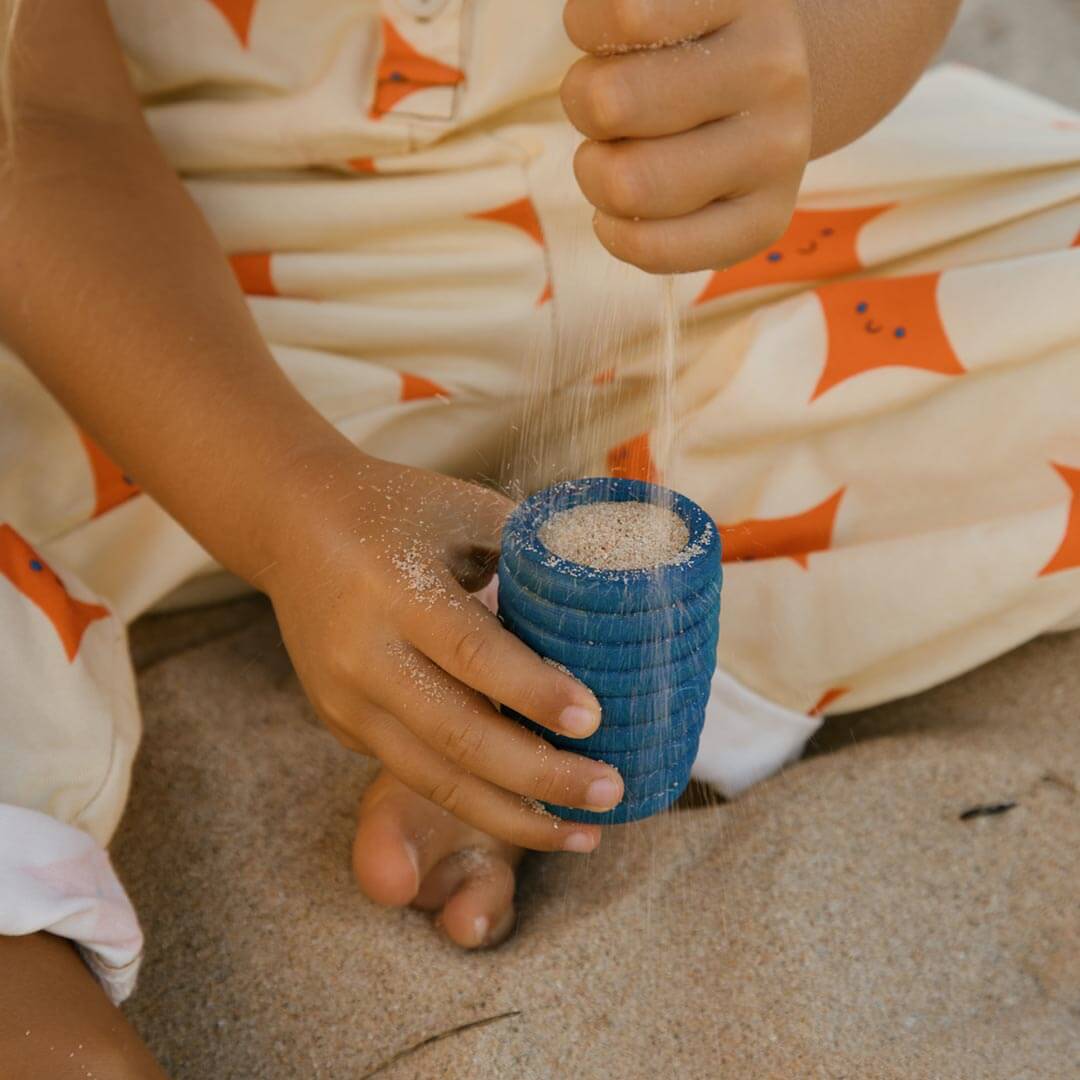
{"left": 396, "top": 0, "right": 453, "bottom": 21}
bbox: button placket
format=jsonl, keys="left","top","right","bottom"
{"left": 375, "top": 0, "right": 466, "bottom": 122}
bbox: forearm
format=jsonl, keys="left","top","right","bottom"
{"left": 797, "top": 0, "right": 962, "bottom": 158}
{"left": 0, "top": 113, "right": 352, "bottom": 584}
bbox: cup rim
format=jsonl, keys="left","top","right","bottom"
{"left": 502, "top": 477, "right": 719, "bottom": 585}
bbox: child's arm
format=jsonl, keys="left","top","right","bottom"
{"left": 0, "top": 0, "right": 618, "bottom": 851}
{"left": 561, "top": 0, "right": 963, "bottom": 272}
{"left": 0, "top": 932, "right": 167, "bottom": 1079}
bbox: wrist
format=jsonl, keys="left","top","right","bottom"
{"left": 247, "top": 438, "right": 385, "bottom": 597}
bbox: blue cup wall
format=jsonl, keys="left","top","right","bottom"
{"left": 499, "top": 478, "right": 722, "bottom": 825}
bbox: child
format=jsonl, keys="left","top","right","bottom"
{"left": 1, "top": 0, "right": 1078, "bottom": 1074}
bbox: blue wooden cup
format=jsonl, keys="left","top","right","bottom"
{"left": 499, "top": 477, "right": 722, "bottom": 824}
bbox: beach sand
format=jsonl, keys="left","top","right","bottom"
{"left": 113, "top": 601, "right": 1079, "bottom": 1078}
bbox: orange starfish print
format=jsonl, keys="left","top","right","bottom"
{"left": 719, "top": 488, "right": 846, "bottom": 569}
{"left": 1039, "top": 464, "right": 1080, "bottom": 577}
{"left": 696, "top": 205, "right": 894, "bottom": 304}
{"left": 607, "top": 433, "right": 660, "bottom": 484}
{"left": 371, "top": 18, "right": 464, "bottom": 119}
{"left": 470, "top": 198, "right": 554, "bottom": 306}
{"left": 78, "top": 432, "right": 140, "bottom": 519}
{"left": 0, "top": 525, "right": 109, "bottom": 661}
{"left": 207, "top": 0, "right": 257, "bottom": 46}
{"left": 812, "top": 274, "right": 964, "bottom": 401}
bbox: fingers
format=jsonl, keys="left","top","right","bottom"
{"left": 404, "top": 587, "right": 603, "bottom": 738}
{"left": 562, "top": 32, "right": 731, "bottom": 141}
{"left": 564, "top": 0, "right": 738, "bottom": 55}
{"left": 363, "top": 707, "right": 604, "bottom": 852}
{"left": 575, "top": 116, "right": 762, "bottom": 221}
{"left": 562, "top": 18, "right": 809, "bottom": 142}
{"left": 592, "top": 187, "right": 800, "bottom": 274}
{"left": 372, "top": 641, "right": 623, "bottom": 813}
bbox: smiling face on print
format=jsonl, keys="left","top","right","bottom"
{"left": 811, "top": 273, "right": 965, "bottom": 401}
{"left": 695, "top": 205, "right": 894, "bottom": 303}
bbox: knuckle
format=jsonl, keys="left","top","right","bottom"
{"left": 426, "top": 778, "right": 466, "bottom": 816}
{"left": 603, "top": 151, "right": 651, "bottom": 218}
{"left": 610, "top": 0, "right": 658, "bottom": 43}
{"left": 756, "top": 200, "right": 796, "bottom": 252}
{"left": 582, "top": 65, "right": 633, "bottom": 137}
{"left": 324, "top": 643, "right": 359, "bottom": 685}
{"left": 609, "top": 224, "right": 672, "bottom": 274}
{"left": 755, "top": 40, "right": 809, "bottom": 100}
{"left": 764, "top": 116, "right": 811, "bottom": 169}
{"left": 433, "top": 716, "right": 487, "bottom": 764}
{"left": 533, "top": 765, "right": 568, "bottom": 805}
{"left": 451, "top": 626, "right": 489, "bottom": 681}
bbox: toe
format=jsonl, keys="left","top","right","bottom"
{"left": 436, "top": 852, "right": 517, "bottom": 949}
{"left": 352, "top": 781, "right": 422, "bottom": 907}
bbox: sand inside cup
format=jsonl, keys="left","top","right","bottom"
{"left": 539, "top": 500, "right": 690, "bottom": 571}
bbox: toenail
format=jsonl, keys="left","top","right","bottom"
{"left": 586, "top": 777, "right": 622, "bottom": 810}
{"left": 563, "top": 831, "right": 597, "bottom": 853}
{"left": 559, "top": 705, "right": 599, "bottom": 738}
{"left": 404, "top": 842, "right": 421, "bottom": 889}
{"left": 472, "top": 915, "right": 489, "bottom": 946}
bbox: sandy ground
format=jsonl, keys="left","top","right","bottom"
{"left": 116, "top": 606, "right": 1080, "bottom": 1078}
{"left": 111, "top": 6, "right": 1080, "bottom": 1077}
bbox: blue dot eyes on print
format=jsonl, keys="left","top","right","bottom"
{"left": 767, "top": 252, "right": 783, "bottom": 262}
{"left": 856, "top": 302, "right": 869, "bottom": 314}
{"left": 29, "top": 559, "right": 43, "bottom": 572}
{"left": 821, "top": 227, "right": 835, "bottom": 237}
{"left": 894, "top": 327, "right": 907, "bottom": 339}
{"left": 122, "top": 475, "right": 134, "bottom": 485}
{"left": 389, "top": 71, "right": 405, "bottom": 82}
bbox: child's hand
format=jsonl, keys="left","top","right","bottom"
{"left": 264, "top": 448, "right": 621, "bottom": 852}
{"left": 561, "top": 0, "right": 812, "bottom": 273}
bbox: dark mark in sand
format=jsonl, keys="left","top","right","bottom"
{"left": 959, "top": 802, "right": 1017, "bottom": 821}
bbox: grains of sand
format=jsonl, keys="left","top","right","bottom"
{"left": 388, "top": 641, "right": 445, "bottom": 702}
{"left": 539, "top": 501, "right": 689, "bottom": 571}
{"left": 522, "top": 796, "right": 560, "bottom": 828}
{"left": 392, "top": 541, "right": 443, "bottom": 604}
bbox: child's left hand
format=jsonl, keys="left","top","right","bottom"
{"left": 561, "top": 0, "right": 813, "bottom": 274}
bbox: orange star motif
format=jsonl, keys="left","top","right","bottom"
{"left": 229, "top": 253, "right": 277, "bottom": 297}
{"left": 207, "top": 0, "right": 257, "bottom": 46}
{"left": 695, "top": 205, "right": 894, "bottom": 304}
{"left": 0, "top": 525, "right": 109, "bottom": 661}
{"left": 77, "top": 432, "right": 140, "bottom": 519}
{"left": 719, "top": 488, "right": 845, "bottom": 570}
{"left": 469, "top": 198, "right": 553, "bottom": 306}
{"left": 347, "top": 157, "right": 378, "bottom": 173}
{"left": 809, "top": 687, "right": 850, "bottom": 717}
{"left": 812, "top": 273, "right": 965, "bottom": 401}
{"left": 400, "top": 373, "right": 450, "bottom": 402}
{"left": 1039, "top": 464, "right": 1080, "bottom": 577}
{"left": 606, "top": 433, "right": 660, "bottom": 484}
{"left": 370, "top": 18, "right": 464, "bottom": 119}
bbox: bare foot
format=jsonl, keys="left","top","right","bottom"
{"left": 353, "top": 769, "right": 524, "bottom": 949}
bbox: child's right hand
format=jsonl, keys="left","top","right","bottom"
{"left": 262, "top": 446, "right": 623, "bottom": 852}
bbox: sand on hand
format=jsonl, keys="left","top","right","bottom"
{"left": 538, "top": 501, "right": 689, "bottom": 571}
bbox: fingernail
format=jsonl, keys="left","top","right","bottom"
{"left": 559, "top": 705, "right": 599, "bottom": 738}
{"left": 472, "top": 915, "right": 489, "bottom": 947}
{"left": 563, "top": 831, "right": 597, "bottom": 853}
{"left": 586, "top": 777, "right": 622, "bottom": 810}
